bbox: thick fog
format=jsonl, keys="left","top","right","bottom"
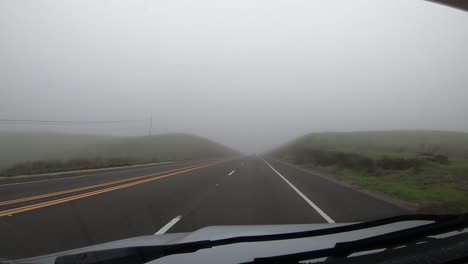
{"left": 1, "top": 0, "right": 468, "bottom": 153}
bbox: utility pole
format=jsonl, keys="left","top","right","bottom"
{"left": 149, "top": 115, "right": 153, "bottom": 136}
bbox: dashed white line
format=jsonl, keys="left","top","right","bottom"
{"left": 155, "top": 215, "right": 182, "bottom": 235}
{"left": 228, "top": 170, "right": 236, "bottom": 176}
{"left": 261, "top": 158, "right": 335, "bottom": 224}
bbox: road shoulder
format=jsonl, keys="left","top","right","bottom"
{"left": 0, "top": 161, "right": 180, "bottom": 185}
{"left": 268, "top": 158, "right": 419, "bottom": 212}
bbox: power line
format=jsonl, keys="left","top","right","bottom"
{"left": 0, "top": 119, "right": 146, "bottom": 125}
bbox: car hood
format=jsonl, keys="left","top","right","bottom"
{"left": 14, "top": 220, "right": 433, "bottom": 264}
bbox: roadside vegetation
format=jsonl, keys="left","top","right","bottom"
{"left": 0, "top": 131, "right": 236, "bottom": 177}
{"left": 269, "top": 131, "right": 468, "bottom": 213}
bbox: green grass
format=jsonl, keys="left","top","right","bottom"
{"left": 321, "top": 165, "right": 468, "bottom": 212}
{"left": 271, "top": 130, "right": 468, "bottom": 213}
{"left": 0, "top": 131, "right": 237, "bottom": 176}
{"left": 284, "top": 130, "right": 468, "bottom": 159}
{"left": 0, "top": 131, "right": 114, "bottom": 168}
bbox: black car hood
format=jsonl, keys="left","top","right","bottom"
{"left": 12, "top": 220, "right": 449, "bottom": 264}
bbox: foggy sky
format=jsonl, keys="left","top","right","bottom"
{"left": 1, "top": 0, "right": 468, "bottom": 153}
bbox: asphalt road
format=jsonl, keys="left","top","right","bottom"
{"left": 0, "top": 156, "right": 409, "bottom": 259}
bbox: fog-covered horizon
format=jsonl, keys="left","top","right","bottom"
{"left": 2, "top": 0, "right": 468, "bottom": 153}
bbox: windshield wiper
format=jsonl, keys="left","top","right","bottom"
{"left": 54, "top": 214, "right": 466, "bottom": 264}
{"left": 244, "top": 213, "right": 468, "bottom": 264}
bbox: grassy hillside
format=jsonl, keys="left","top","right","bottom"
{"left": 270, "top": 130, "right": 468, "bottom": 213}
{"left": 275, "top": 130, "right": 468, "bottom": 159}
{"left": 0, "top": 131, "right": 114, "bottom": 168}
{"left": 0, "top": 131, "right": 236, "bottom": 176}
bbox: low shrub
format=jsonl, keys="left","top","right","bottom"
{"left": 284, "top": 148, "right": 424, "bottom": 173}
{"left": 0, "top": 157, "right": 137, "bottom": 177}
{"left": 290, "top": 148, "right": 376, "bottom": 172}
{"left": 376, "top": 157, "right": 422, "bottom": 170}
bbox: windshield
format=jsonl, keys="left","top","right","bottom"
{"left": 0, "top": 0, "right": 467, "bottom": 262}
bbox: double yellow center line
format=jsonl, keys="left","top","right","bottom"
{"left": 0, "top": 160, "right": 224, "bottom": 217}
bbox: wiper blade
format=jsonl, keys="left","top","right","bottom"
{"left": 245, "top": 213, "right": 468, "bottom": 264}
{"left": 55, "top": 214, "right": 463, "bottom": 264}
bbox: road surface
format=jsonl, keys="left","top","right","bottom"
{"left": 0, "top": 156, "right": 409, "bottom": 259}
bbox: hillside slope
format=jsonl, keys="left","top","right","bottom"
{"left": 270, "top": 130, "right": 468, "bottom": 213}
{"left": 0, "top": 131, "right": 236, "bottom": 176}
{"left": 273, "top": 130, "right": 468, "bottom": 159}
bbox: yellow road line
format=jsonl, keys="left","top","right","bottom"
{"left": 0, "top": 161, "right": 215, "bottom": 207}
{"left": 0, "top": 160, "right": 225, "bottom": 217}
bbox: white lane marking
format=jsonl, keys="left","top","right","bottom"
{"left": 261, "top": 158, "right": 335, "bottom": 223}
{"left": 228, "top": 170, "right": 236, "bottom": 176}
{"left": 0, "top": 161, "right": 181, "bottom": 187}
{"left": 0, "top": 172, "right": 114, "bottom": 187}
{"left": 155, "top": 216, "right": 182, "bottom": 235}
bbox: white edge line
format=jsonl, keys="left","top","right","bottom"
{"left": 155, "top": 216, "right": 182, "bottom": 235}
{"left": 228, "top": 170, "right": 236, "bottom": 176}
{"left": 261, "top": 157, "right": 335, "bottom": 224}
{"left": 0, "top": 172, "right": 115, "bottom": 187}
{"left": 0, "top": 161, "right": 182, "bottom": 187}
